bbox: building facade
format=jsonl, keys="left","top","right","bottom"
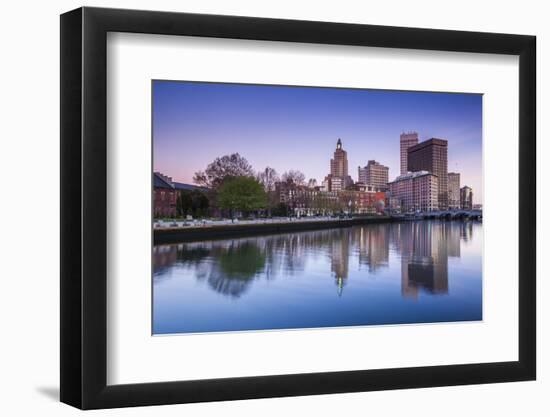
{"left": 338, "top": 190, "right": 386, "bottom": 214}
{"left": 407, "top": 138, "right": 448, "bottom": 210}
{"left": 330, "top": 138, "right": 348, "bottom": 177}
{"left": 153, "top": 172, "right": 177, "bottom": 217}
{"left": 447, "top": 172, "right": 461, "bottom": 209}
{"left": 388, "top": 171, "right": 439, "bottom": 212}
{"left": 325, "top": 138, "right": 353, "bottom": 191}
{"left": 400, "top": 132, "right": 419, "bottom": 175}
{"left": 358, "top": 160, "right": 389, "bottom": 191}
{"left": 460, "top": 186, "right": 473, "bottom": 210}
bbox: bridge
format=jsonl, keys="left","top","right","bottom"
{"left": 394, "top": 210, "right": 482, "bottom": 220}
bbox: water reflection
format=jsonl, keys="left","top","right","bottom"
{"left": 154, "top": 221, "right": 475, "bottom": 298}
{"left": 153, "top": 220, "right": 482, "bottom": 334}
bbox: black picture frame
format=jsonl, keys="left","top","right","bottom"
{"left": 60, "top": 6, "right": 536, "bottom": 410}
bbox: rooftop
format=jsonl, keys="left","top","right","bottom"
{"left": 407, "top": 138, "right": 448, "bottom": 153}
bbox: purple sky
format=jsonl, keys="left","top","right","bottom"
{"left": 153, "top": 81, "right": 483, "bottom": 204}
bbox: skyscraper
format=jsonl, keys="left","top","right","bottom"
{"left": 407, "top": 138, "right": 448, "bottom": 210}
{"left": 400, "top": 132, "right": 419, "bottom": 175}
{"left": 325, "top": 138, "right": 353, "bottom": 191}
{"left": 447, "top": 172, "right": 460, "bottom": 209}
{"left": 330, "top": 138, "right": 348, "bottom": 177}
{"left": 460, "top": 186, "right": 473, "bottom": 210}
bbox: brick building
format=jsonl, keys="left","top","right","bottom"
{"left": 153, "top": 172, "right": 177, "bottom": 217}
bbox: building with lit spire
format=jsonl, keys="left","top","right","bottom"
{"left": 324, "top": 138, "right": 353, "bottom": 192}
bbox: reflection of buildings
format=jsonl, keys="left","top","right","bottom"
{"left": 153, "top": 220, "right": 470, "bottom": 300}
{"left": 398, "top": 222, "right": 460, "bottom": 299}
{"left": 330, "top": 230, "right": 350, "bottom": 296}
{"left": 358, "top": 224, "right": 390, "bottom": 272}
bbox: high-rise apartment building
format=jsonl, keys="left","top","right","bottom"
{"left": 460, "top": 186, "right": 473, "bottom": 210}
{"left": 447, "top": 172, "right": 460, "bottom": 209}
{"left": 358, "top": 160, "right": 389, "bottom": 190}
{"left": 407, "top": 138, "right": 448, "bottom": 210}
{"left": 400, "top": 132, "right": 419, "bottom": 175}
{"left": 388, "top": 171, "right": 439, "bottom": 212}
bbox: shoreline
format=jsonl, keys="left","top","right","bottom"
{"left": 154, "top": 216, "right": 396, "bottom": 244}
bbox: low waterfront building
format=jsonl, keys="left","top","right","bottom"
{"left": 153, "top": 172, "right": 208, "bottom": 218}
{"left": 460, "top": 186, "right": 473, "bottom": 210}
{"left": 153, "top": 172, "right": 177, "bottom": 217}
{"left": 388, "top": 171, "right": 439, "bottom": 212}
{"left": 338, "top": 190, "right": 386, "bottom": 214}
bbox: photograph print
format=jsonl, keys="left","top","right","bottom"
{"left": 152, "top": 80, "right": 483, "bottom": 335}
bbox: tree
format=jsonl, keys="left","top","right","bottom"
{"left": 257, "top": 167, "right": 280, "bottom": 192}
{"left": 307, "top": 178, "right": 318, "bottom": 189}
{"left": 177, "top": 189, "right": 210, "bottom": 217}
{"left": 281, "top": 170, "right": 306, "bottom": 186}
{"left": 218, "top": 176, "right": 267, "bottom": 217}
{"left": 176, "top": 191, "right": 193, "bottom": 217}
{"left": 193, "top": 153, "right": 254, "bottom": 189}
{"left": 271, "top": 202, "right": 290, "bottom": 217}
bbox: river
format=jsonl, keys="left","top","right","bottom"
{"left": 153, "top": 220, "right": 482, "bottom": 334}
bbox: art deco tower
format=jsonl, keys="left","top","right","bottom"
{"left": 324, "top": 138, "right": 353, "bottom": 192}
{"left": 330, "top": 138, "right": 349, "bottom": 177}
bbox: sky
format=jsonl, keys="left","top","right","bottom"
{"left": 153, "top": 81, "right": 483, "bottom": 204}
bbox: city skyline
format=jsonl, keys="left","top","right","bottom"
{"left": 153, "top": 81, "right": 482, "bottom": 204}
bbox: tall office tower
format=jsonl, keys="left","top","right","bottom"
{"left": 330, "top": 138, "right": 349, "bottom": 177}
{"left": 407, "top": 138, "right": 448, "bottom": 210}
{"left": 447, "top": 172, "right": 461, "bottom": 209}
{"left": 460, "top": 186, "right": 473, "bottom": 210}
{"left": 326, "top": 138, "right": 353, "bottom": 191}
{"left": 400, "top": 132, "right": 419, "bottom": 175}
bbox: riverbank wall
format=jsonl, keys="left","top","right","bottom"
{"left": 154, "top": 216, "right": 396, "bottom": 244}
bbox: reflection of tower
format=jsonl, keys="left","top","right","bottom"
{"left": 460, "top": 221, "right": 473, "bottom": 242}
{"left": 445, "top": 222, "right": 461, "bottom": 258}
{"left": 400, "top": 221, "right": 450, "bottom": 298}
{"left": 330, "top": 229, "right": 350, "bottom": 296}
{"left": 358, "top": 224, "right": 389, "bottom": 272}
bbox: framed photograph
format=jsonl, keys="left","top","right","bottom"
{"left": 60, "top": 6, "right": 536, "bottom": 409}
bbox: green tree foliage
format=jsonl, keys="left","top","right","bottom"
{"left": 271, "top": 202, "right": 290, "bottom": 217}
{"left": 177, "top": 189, "right": 210, "bottom": 217}
{"left": 217, "top": 176, "right": 267, "bottom": 217}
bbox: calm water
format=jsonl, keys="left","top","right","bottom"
{"left": 153, "top": 220, "right": 482, "bottom": 334}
